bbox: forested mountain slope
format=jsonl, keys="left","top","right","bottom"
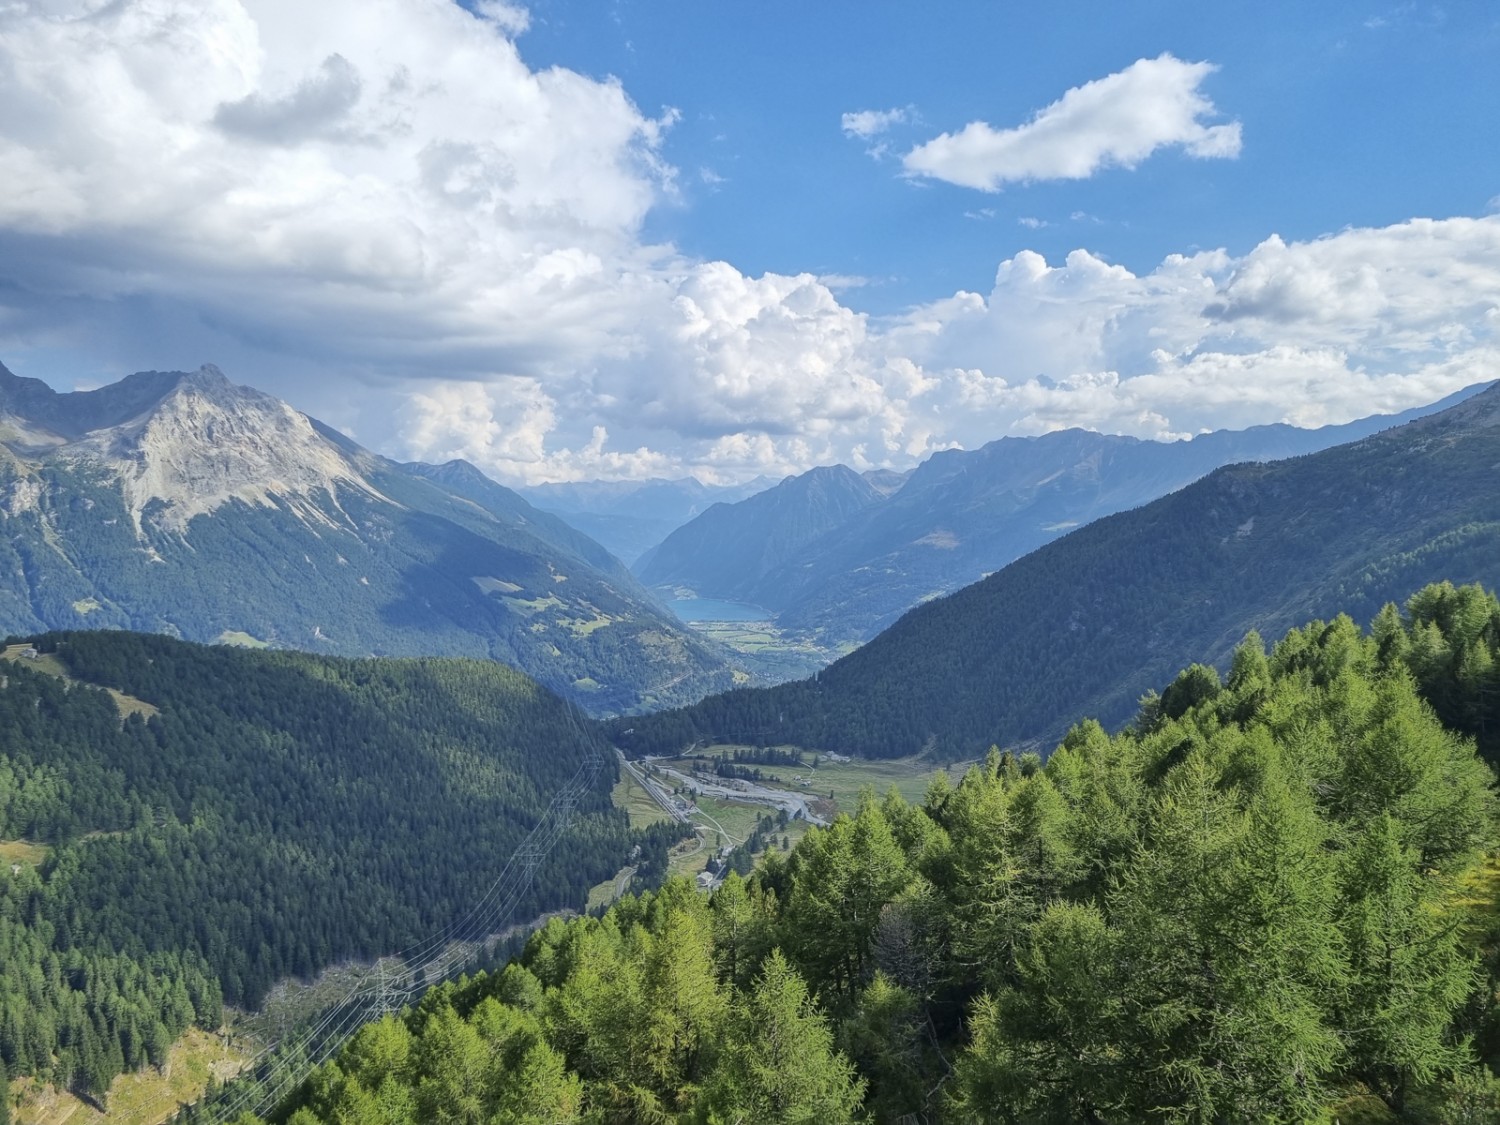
{"left": 616, "top": 383, "right": 1500, "bottom": 758}
{"left": 764, "top": 385, "right": 1490, "bottom": 643}
{"left": 0, "top": 361, "right": 736, "bottom": 714}
{"left": 628, "top": 385, "right": 1486, "bottom": 647}
{"left": 241, "top": 585, "right": 1500, "bottom": 1125}
{"left": 0, "top": 632, "right": 679, "bottom": 1105}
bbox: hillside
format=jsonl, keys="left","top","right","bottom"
{"left": 0, "top": 362, "right": 737, "bottom": 714}
{"left": 632, "top": 385, "right": 1489, "bottom": 648}
{"left": 0, "top": 631, "right": 683, "bottom": 1105}
{"left": 615, "top": 383, "right": 1500, "bottom": 758}
{"left": 246, "top": 589, "right": 1500, "bottom": 1125}
{"left": 634, "top": 465, "right": 885, "bottom": 600}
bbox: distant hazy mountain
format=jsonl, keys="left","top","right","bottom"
{"left": 634, "top": 465, "right": 885, "bottom": 600}
{"left": 0, "top": 361, "right": 737, "bottom": 713}
{"left": 634, "top": 385, "right": 1491, "bottom": 644}
{"left": 519, "top": 475, "right": 775, "bottom": 563}
{"left": 615, "top": 382, "right": 1500, "bottom": 758}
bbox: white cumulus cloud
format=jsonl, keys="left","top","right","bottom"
{"left": 881, "top": 216, "right": 1500, "bottom": 446}
{"left": 841, "top": 106, "right": 910, "bottom": 139}
{"left": 0, "top": 0, "right": 673, "bottom": 373}
{"left": 0, "top": 4, "right": 1495, "bottom": 488}
{"left": 903, "top": 54, "right": 1242, "bottom": 191}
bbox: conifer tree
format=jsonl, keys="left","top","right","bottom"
{"left": 1340, "top": 814, "right": 1476, "bottom": 1114}
{"left": 698, "top": 951, "right": 863, "bottom": 1125}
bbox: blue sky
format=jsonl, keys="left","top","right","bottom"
{"left": 516, "top": 1, "right": 1499, "bottom": 306}
{"left": 0, "top": 1, "right": 1497, "bottom": 483}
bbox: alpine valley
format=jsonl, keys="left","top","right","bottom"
{"left": 4, "top": 363, "right": 1500, "bottom": 1125}
{"left": 619, "top": 381, "right": 1500, "bottom": 758}
{"left": 635, "top": 383, "right": 1490, "bottom": 650}
{"left": 7, "top": 6, "right": 1500, "bottom": 1124}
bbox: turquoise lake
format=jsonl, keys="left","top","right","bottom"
{"left": 667, "top": 598, "right": 772, "bottom": 623}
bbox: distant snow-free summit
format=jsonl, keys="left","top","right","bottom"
{"left": 633, "top": 383, "right": 1494, "bottom": 649}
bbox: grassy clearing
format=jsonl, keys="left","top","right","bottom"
{"left": 688, "top": 795, "right": 776, "bottom": 847}
{"left": 1, "top": 838, "right": 51, "bottom": 868}
{"left": 501, "top": 593, "right": 564, "bottom": 615}
{"left": 213, "top": 630, "right": 268, "bottom": 648}
{"left": 692, "top": 621, "right": 795, "bottom": 653}
{"left": 666, "top": 828, "right": 712, "bottom": 878}
{"left": 585, "top": 865, "right": 638, "bottom": 911}
{"left": 471, "top": 576, "right": 523, "bottom": 595}
{"left": 12, "top": 1027, "right": 251, "bottom": 1125}
{"left": 662, "top": 746, "right": 974, "bottom": 817}
{"left": 796, "top": 753, "right": 971, "bottom": 812}
{"left": 104, "top": 689, "right": 159, "bottom": 720}
{"left": 688, "top": 621, "right": 831, "bottom": 681}
{"left": 664, "top": 810, "right": 810, "bottom": 882}
{"left": 2, "top": 643, "right": 71, "bottom": 679}
{"left": 2, "top": 644, "right": 158, "bottom": 720}
{"left": 611, "top": 770, "right": 671, "bottom": 829}
{"left": 561, "top": 615, "right": 612, "bottom": 637}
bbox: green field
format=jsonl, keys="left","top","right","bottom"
{"left": 2, "top": 643, "right": 159, "bottom": 719}
{"left": 1, "top": 838, "right": 51, "bottom": 868}
{"left": 586, "top": 864, "right": 638, "bottom": 911}
{"left": 214, "top": 630, "right": 269, "bottom": 648}
{"left": 12, "top": 1026, "right": 250, "bottom": 1125}
{"left": 688, "top": 794, "right": 776, "bottom": 847}
{"left": 610, "top": 769, "right": 671, "bottom": 829}
{"left": 687, "top": 621, "right": 842, "bottom": 682}
{"left": 657, "top": 746, "right": 973, "bottom": 818}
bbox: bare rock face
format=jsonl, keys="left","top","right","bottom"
{"left": 4, "top": 364, "right": 386, "bottom": 533}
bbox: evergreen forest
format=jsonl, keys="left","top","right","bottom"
{"left": 203, "top": 581, "right": 1500, "bottom": 1124}
{"left": 0, "top": 633, "right": 671, "bottom": 1106}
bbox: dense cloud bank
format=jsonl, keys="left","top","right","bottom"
{"left": 1, "top": 2, "right": 1496, "bottom": 482}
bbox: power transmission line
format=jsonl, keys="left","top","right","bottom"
{"left": 123, "top": 703, "right": 611, "bottom": 1125}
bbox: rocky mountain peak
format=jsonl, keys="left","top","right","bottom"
{"left": 1, "top": 361, "right": 387, "bottom": 533}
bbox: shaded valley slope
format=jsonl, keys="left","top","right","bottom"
{"left": 616, "top": 383, "right": 1500, "bottom": 757}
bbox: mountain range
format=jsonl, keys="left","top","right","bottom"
{"left": 634, "top": 385, "right": 1491, "bottom": 647}
{"left": 519, "top": 474, "right": 775, "bottom": 564}
{"left": 615, "top": 381, "right": 1500, "bottom": 758}
{"left": 0, "top": 361, "right": 738, "bottom": 713}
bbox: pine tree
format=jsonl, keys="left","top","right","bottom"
{"left": 785, "top": 801, "right": 911, "bottom": 995}
{"left": 1340, "top": 814, "right": 1476, "bottom": 1114}
{"left": 950, "top": 902, "right": 1122, "bottom": 1124}
{"left": 698, "top": 951, "right": 863, "bottom": 1125}
{"left": 1105, "top": 749, "right": 1341, "bottom": 1121}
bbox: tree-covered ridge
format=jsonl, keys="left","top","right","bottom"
{"left": 241, "top": 585, "right": 1500, "bottom": 1124}
{"left": 615, "top": 385, "right": 1500, "bottom": 757}
{"left": 630, "top": 385, "right": 1488, "bottom": 651}
{"left": 1, "top": 875, "right": 223, "bottom": 1109}
{"left": 0, "top": 632, "right": 678, "bottom": 1105}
